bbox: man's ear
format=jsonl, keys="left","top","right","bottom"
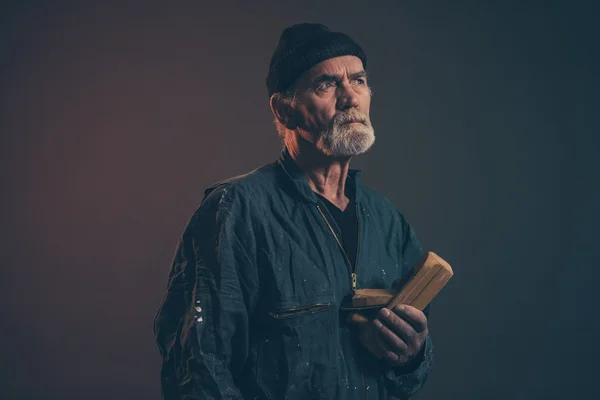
{"left": 270, "top": 94, "right": 297, "bottom": 129}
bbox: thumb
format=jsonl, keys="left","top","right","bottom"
{"left": 347, "top": 312, "right": 370, "bottom": 326}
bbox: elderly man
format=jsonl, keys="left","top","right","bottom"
{"left": 154, "top": 23, "right": 434, "bottom": 399}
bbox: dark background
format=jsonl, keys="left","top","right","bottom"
{"left": 1, "top": 1, "right": 598, "bottom": 399}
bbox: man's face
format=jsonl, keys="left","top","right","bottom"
{"left": 291, "top": 55, "right": 374, "bottom": 157}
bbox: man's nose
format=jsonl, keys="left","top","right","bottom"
{"left": 336, "top": 82, "right": 360, "bottom": 110}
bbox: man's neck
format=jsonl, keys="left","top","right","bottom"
{"left": 286, "top": 135, "right": 352, "bottom": 211}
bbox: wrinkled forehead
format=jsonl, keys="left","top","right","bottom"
{"left": 307, "top": 55, "right": 365, "bottom": 79}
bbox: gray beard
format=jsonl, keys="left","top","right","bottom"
{"left": 316, "top": 110, "right": 375, "bottom": 157}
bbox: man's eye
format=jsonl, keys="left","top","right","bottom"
{"left": 319, "top": 81, "right": 336, "bottom": 89}
{"left": 352, "top": 78, "right": 365, "bottom": 85}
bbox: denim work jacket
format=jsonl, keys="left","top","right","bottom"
{"left": 153, "top": 149, "right": 434, "bottom": 399}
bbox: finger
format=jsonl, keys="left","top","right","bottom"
{"left": 373, "top": 317, "right": 409, "bottom": 356}
{"left": 378, "top": 308, "right": 419, "bottom": 348}
{"left": 391, "top": 305, "right": 428, "bottom": 334}
{"left": 369, "top": 327, "right": 398, "bottom": 361}
{"left": 359, "top": 326, "right": 393, "bottom": 361}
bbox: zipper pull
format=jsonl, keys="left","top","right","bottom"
{"left": 352, "top": 273, "right": 357, "bottom": 292}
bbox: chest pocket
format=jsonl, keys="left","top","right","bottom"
{"left": 256, "top": 290, "right": 338, "bottom": 400}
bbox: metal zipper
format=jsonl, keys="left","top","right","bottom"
{"left": 354, "top": 203, "right": 361, "bottom": 293}
{"left": 268, "top": 302, "right": 331, "bottom": 319}
{"left": 316, "top": 204, "right": 357, "bottom": 292}
{"left": 317, "top": 202, "right": 366, "bottom": 399}
{"left": 354, "top": 204, "right": 366, "bottom": 400}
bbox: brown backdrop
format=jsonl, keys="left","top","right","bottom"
{"left": 1, "top": 1, "right": 598, "bottom": 399}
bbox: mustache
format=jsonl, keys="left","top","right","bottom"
{"left": 334, "top": 110, "right": 368, "bottom": 126}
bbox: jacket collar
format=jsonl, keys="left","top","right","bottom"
{"left": 277, "top": 147, "right": 363, "bottom": 204}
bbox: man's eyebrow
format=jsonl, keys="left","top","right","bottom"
{"left": 350, "top": 70, "right": 368, "bottom": 80}
{"left": 312, "top": 73, "right": 341, "bottom": 85}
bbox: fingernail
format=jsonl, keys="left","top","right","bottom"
{"left": 396, "top": 305, "right": 405, "bottom": 313}
{"left": 381, "top": 308, "right": 390, "bottom": 317}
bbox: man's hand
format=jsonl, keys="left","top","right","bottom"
{"left": 349, "top": 305, "right": 429, "bottom": 368}
{"left": 375, "top": 305, "right": 428, "bottom": 367}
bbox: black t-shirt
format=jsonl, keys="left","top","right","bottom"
{"left": 315, "top": 193, "right": 359, "bottom": 269}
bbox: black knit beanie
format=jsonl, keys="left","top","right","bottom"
{"left": 266, "top": 23, "right": 367, "bottom": 97}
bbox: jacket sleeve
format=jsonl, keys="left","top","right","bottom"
{"left": 176, "top": 184, "right": 260, "bottom": 399}
{"left": 383, "top": 209, "right": 435, "bottom": 399}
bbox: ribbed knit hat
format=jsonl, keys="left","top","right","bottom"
{"left": 266, "top": 23, "right": 367, "bottom": 97}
